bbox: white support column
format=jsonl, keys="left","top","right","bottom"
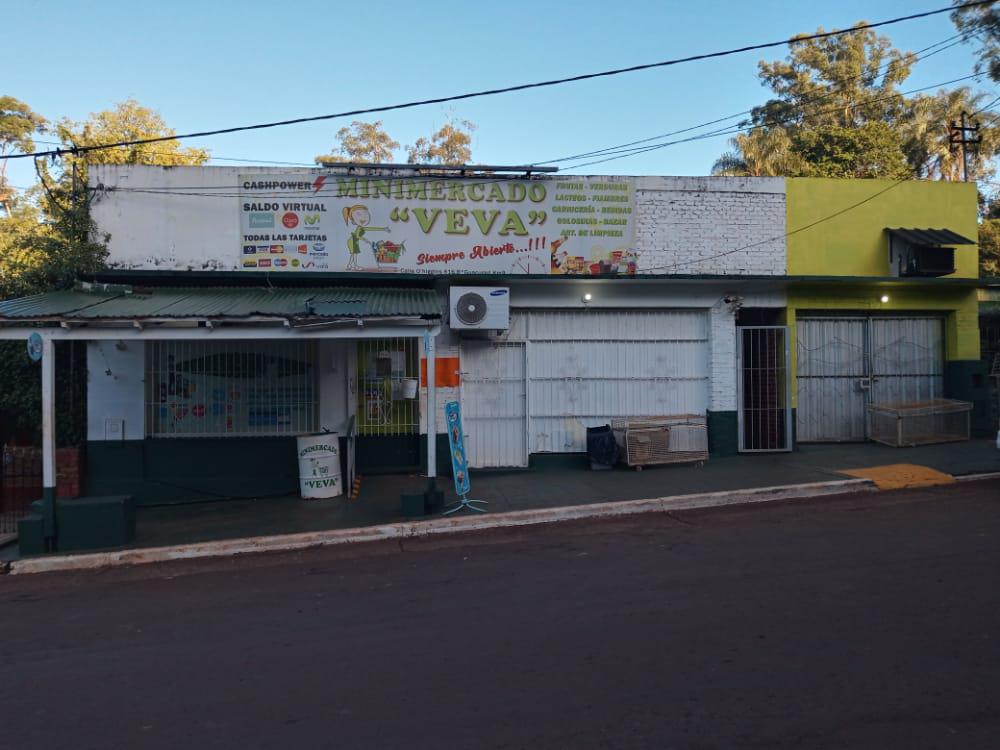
{"left": 424, "top": 329, "right": 437, "bottom": 480}
{"left": 41, "top": 335, "right": 57, "bottom": 544}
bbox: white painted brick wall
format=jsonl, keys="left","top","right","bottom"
{"left": 634, "top": 176, "right": 786, "bottom": 276}
{"left": 709, "top": 300, "right": 737, "bottom": 412}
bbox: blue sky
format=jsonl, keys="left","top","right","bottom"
{"left": 5, "top": 0, "right": 992, "bottom": 189}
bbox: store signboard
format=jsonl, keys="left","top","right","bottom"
{"left": 238, "top": 174, "right": 637, "bottom": 275}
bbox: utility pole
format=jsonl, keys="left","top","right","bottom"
{"left": 949, "top": 111, "right": 981, "bottom": 182}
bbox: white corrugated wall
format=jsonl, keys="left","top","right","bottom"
{"left": 460, "top": 310, "right": 710, "bottom": 463}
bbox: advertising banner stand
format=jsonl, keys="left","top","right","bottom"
{"left": 442, "top": 401, "right": 487, "bottom": 515}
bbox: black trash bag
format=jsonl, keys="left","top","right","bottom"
{"left": 586, "top": 425, "right": 620, "bottom": 470}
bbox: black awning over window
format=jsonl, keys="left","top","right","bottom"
{"left": 887, "top": 228, "right": 976, "bottom": 246}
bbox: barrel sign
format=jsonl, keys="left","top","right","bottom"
{"left": 296, "top": 434, "right": 342, "bottom": 499}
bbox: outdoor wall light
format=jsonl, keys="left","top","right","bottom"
{"left": 880, "top": 294, "right": 890, "bottom": 303}
{"left": 582, "top": 293, "right": 593, "bottom": 303}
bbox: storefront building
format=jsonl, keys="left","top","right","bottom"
{"left": 0, "top": 166, "right": 983, "bottom": 506}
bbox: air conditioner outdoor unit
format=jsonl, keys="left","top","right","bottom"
{"left": 449, "top": 286, "right": 510, "bottom": 330}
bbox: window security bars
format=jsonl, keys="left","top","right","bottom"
{"left": 356, "top": 338, "right": 420, "bottom": 437}
{"left": 146, "top": 340, "right": 318, "bottom": 438}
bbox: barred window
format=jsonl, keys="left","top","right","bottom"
{"left": 357, "top": 338, "right": 419, "bottom": 436}
{"left": 145, "top": 340, "right": 318, "bottom": 437}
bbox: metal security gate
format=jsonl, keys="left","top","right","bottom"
{"left": 796, "top": 317, "right": 944, "bottom": 442}
{"left": 460, "top": 341, "right": 527, "bottom": 468}
{"left": 869, "top": 318, "right": 945, "bottom": 407}
{"left": 737, "top": 326, "right": 792, "bottom": 452}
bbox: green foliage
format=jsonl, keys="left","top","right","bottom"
{"left": 712, "top": 128, "right": 804, "bottom": 176}
{"left": 315, "top": 120, "right": 400, "bottom": 164}
{"left": 712, "top": 25, "right": 998, "bottom": 181}
{"left": 56, "top": 98, "right": 209, "bottom": 190}
{"left": 1, "top": 97, "right": 206, "bottom": 446}
{"left": 0, "top": 184, "right": 108, "bottom": 300}
{"left": 406, "top": 120, "right": 476, "bottom": 165}
{"left": 951, "top": 0, "right": 1000, "bottom": 83}
{"left": 0, "top": 341, "right": 87, "bottom": 447}
{"left": 792, "top": 122, "right": 913, "bottom": 179}
{"left": 0, "top": 96, "right": 46, "bottom": 210}
{"left": 980, "top": 219, "right": 1000, "bottom": 278}
{"left": 315, "top": 118, "right": 477, "bottom": 165}
{"left": 902, "top": 87, "right": 1000, "bottom": 181}
{"left": 754, "top": 25, "right": 913, "bottom": 129}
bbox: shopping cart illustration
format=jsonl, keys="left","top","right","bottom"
{"left": 369, "top": 239, "right": 406, "bottom": 270}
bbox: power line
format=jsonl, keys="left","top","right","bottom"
{"left": 642, "top": 181, "right": 910, "bottom": 273}
{"left": 2, "top": 0, "right": 994, "bottom": 163}
{"left": 77, "top": 71, "right": 991, "bottom": 198}
{"left": 559, "top": 74, "right": 985, "bottom": 170}
{"left": 23, "top": 32, "right": 974, "bottom": 175}
{"left": 537, "top": 30, "right": 975, "bottom": 166}
{"left": 29, "top": 140, "right": 316, "bottom": 168}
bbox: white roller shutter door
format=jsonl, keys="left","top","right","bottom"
{"left": 524, "top": 310, "right": 709, "bottom": 453}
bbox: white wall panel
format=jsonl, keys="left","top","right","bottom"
{"left": 460, "top": 342, "right": 527, "bottom": 467}
{"left": 87, "top": 341, "right": 146, "bottom": 440}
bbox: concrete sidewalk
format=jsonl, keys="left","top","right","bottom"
{"left": 3, "top": 440, "right": 998, "bottom": 566}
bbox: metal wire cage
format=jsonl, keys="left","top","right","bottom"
{"left": 867, "top": 399, "right": 972, "bottom": 447}
{"left": 611, "top": 415, "right": 708, "bottom": 468}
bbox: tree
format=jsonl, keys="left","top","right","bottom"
{"left": 792, "top": 121, "right": 912, "bottom": 179}
{"left": 716, "top": 25, "right": 917, "bottom": 178}
{"left": 2, "top": 98, "right": 203, "bottom": 446}
{"left": 406, "top": 120, "right": 476, "bottom": 165}
{"left": 981, "top": 194, "right": 1000, "bottom": 278}
{"left": 902, "top": 87, "right": 999, "bottom": 182}
{"left": 715, "top": 24, "right": 1000, "bottom": 182}
{"left": 0, "top": 96, "right": 46, "bottom": 212}
{"left": 2, "top": 99, "right": 209, "bottom": 299}
{"left": 753, "top": 25, "right": 913, "bottom": 131}
{"left": 952, "top": 0, "right": 1000, "bottom": 84}
{"left": 712, "top": 127, "right": 803, "bottom": 176}
{"left": 981, "top": 218, "right": 1000, "bottom": 277}
{"left": 56, "top": 98, "right": 209, "bottom": 174}
{"left": 315, "top": 120, "right": 400, "bottom": 164}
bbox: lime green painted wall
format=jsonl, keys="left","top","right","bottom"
{"left": 786, "top": 178, "right": 979, "bottom": 278}
{"left": 785, "top": 284, "right": 980, "bottom": 408}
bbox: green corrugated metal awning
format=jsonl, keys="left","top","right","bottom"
{"left": 0, "top": 286, "right": 440, "bottom": 322}
{"left": 886, "top": 228, "right": 976, "bottom": 246}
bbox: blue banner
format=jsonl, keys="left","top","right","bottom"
{"left": 444, "top": 401, "right": 471, "bottom": 497}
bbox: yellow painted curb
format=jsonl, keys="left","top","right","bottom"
{"left": 839, "top": 463, "right": 955, "bottom": 490}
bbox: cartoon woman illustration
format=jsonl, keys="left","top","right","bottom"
{"left": 343, "top": 204, "right": 389, "bottom": 270}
